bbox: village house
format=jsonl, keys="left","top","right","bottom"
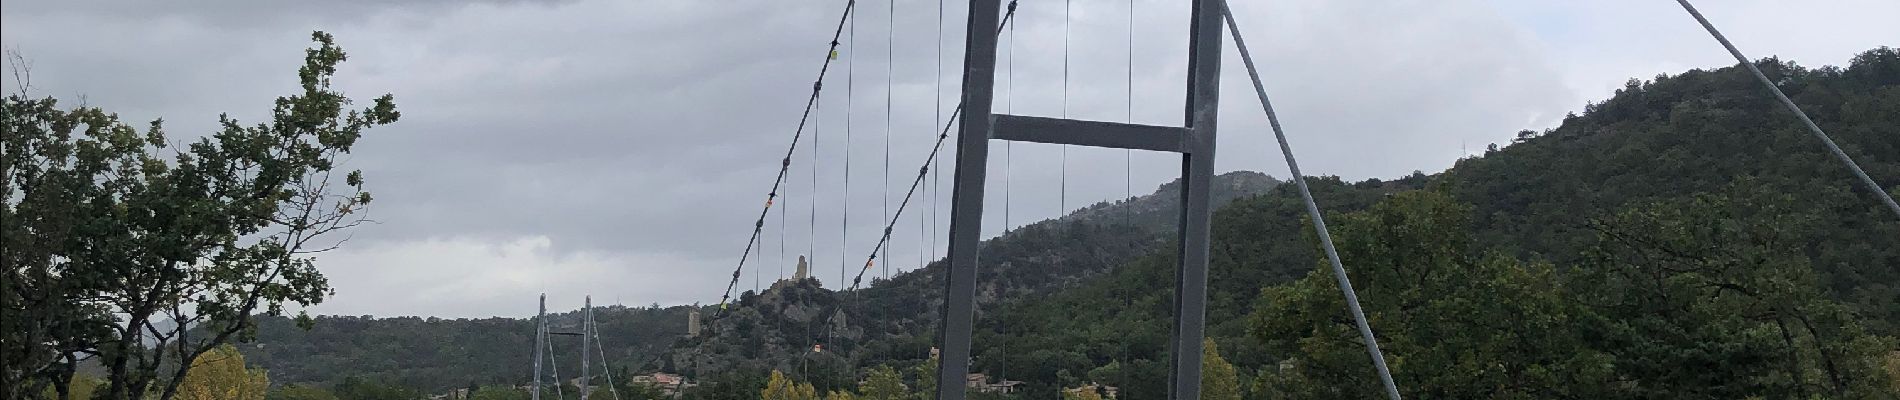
{"left": 964, "top": 373, "right": 1024, "bottom": 394}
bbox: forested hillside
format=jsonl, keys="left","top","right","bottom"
{"left": 1442, "top": 49, "right": 1900, "bottom": 331}
{"left": 978, "top": 48, "right": 1900, "bottom": 399}
{"left": 241, "top": 305, "right": 694, "bottom": 391}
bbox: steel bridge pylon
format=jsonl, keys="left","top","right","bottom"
{"left": 934, "top": 0, "right": 1224, "bottom": 398}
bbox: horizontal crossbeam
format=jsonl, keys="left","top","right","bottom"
{"left": 988, "top": 114, "right": 1190, "bottom": 153}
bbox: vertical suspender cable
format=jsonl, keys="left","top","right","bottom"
{"left": 914, "top": 0, "right": 928, "bottom": 274}
{"left": 931, "top": 0, "right": 946, "bottom": 267}
{"left": 883, "top": 0, "right": 896, "bottom": 281}
{"left": 1004, "top": 10, "right": 1016, "bottom": 234}
{"left": 998, "top": 0, "right": 1018, "bottom": 386}
{"left": 1109, "top": 0, "right": 1124, "bottom": 386}
{"left": 1218, "top": 3, "right": 1402, "bottom": 399}
{"left": 1060, "top": 0, "right": 1072, "bottom": 218}
{"left": 752, "top": 229, "right": 760, "bottom": 291}
{"left": 778, "top": 169, "right": 789, "bottom": 286}
{"left": 927, "top": 0, "right": 947, "bottom": 363}
{"left": 1671, "top": 0, "right": 1900, "bottom": 219}
{"left": 812, "top": 90, "right": 823, "bottom": 279}
{"left": 1125, "top": 0, "right": 1135, "bottom": 221}
{"left": 843, "top": 7, "right": 857, "bottom": 288}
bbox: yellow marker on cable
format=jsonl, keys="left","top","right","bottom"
{"left": 829, "top": 50, "right": 839, "bottom": 60}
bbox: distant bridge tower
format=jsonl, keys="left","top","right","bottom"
{"left": 532, "top": 294, "right": 546, "bottom": 400}
{"left": 579, "top": 296, "right": 594, "bottom": 400}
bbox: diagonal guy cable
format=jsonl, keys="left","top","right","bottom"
{"left": 1219, "top": 2, "right": 1403, "bottom": 399}
{"left": 1672, "top": 0, "right": 1900, "bottom": 219}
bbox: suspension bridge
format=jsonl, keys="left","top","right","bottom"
{"left": 523, "top": 0, "right": 1900, "bottom": 399}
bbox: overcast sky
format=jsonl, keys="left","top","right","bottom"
{"left": 4, "top": 0, "right": 1895, "bottom": 318}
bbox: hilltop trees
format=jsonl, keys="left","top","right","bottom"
{"left": 1, "top": 31, "right": 397, "bottom": 400}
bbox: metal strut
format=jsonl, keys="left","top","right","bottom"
{"left": 1672, "top": 0, "right": 1900, "bottom": 219}
{"left": 1220, "top": 2, "right": 1402, "bottom": 399}
{"left": 935, "top": 0, "right": 1223, "bottom": 398}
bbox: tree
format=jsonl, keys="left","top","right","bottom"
{"left": 795, "top": 383, "right": 818, "bottom": 400}
{"left": 1246, "top": 191, "right": 1611, "bottom": 399}
{"left": 2, "top": 91, "right": 132, "bottom": 400}
{"left": 614, "top": 380, "right": 666, "bottom": 400}
{"left": 1198, "top": 339, "right": 1239, "bottom": 400}
{"left": 267, "top": 385, "right": 339, "bottom": 400}
{"left": 333, "top": 377, "right": 423, "bottom": 400}
{"left": 175, "top": 345, "right": 267, "bottom": 400}
{"left": 823, "top": 391, "right": 857, "bottom": 400}
{"left": 910, "top": 357, "right": 937, "bottom": 400}
{"left": 1, "top": 31, "right": 398, "bottom": 400}
{"left": 1061, "top": 387, "right": 1103, "bottom": 400}
{"left": 38, "top": 375, "right": 101, "bottom": 400}
{"left": 763, "top": 370, "right": 796, "bottom": 400}
{"left": 857, "top": 366, "right": 905, "bottom": 400}
{"left": 1573, "top": 187, "right": 1899, "bottom": 399}
{"left": 762, "top": 370, "right": 817, "bottom": 400}
{"left": 468, "top": 387, "right": 529, "bottom": 400}
{"left": 1085, "top": 360, "right": 1121, "bottom": 389}
{"left": 1886, "top": 351, "right": 1900, "bottom": 393}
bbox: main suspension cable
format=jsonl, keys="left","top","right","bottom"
{"left": 1219, "top": 2, "right": 1402, "bottom": 399}
{"left": 716, "top": 0, "right": 860, "bottom": 315}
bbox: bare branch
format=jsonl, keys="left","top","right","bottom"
{"left": 5, "top": 48, "right": 31, "bottom": 95}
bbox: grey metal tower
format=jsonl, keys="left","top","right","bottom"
{"left": 935, "top": 0, "right": 1223, "bottom": 398}
{"left": 533, "top": 294, "right": 546, "bottom": 400}
{"left": 580, "top": 296, "right": 593, "bottom": 400}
